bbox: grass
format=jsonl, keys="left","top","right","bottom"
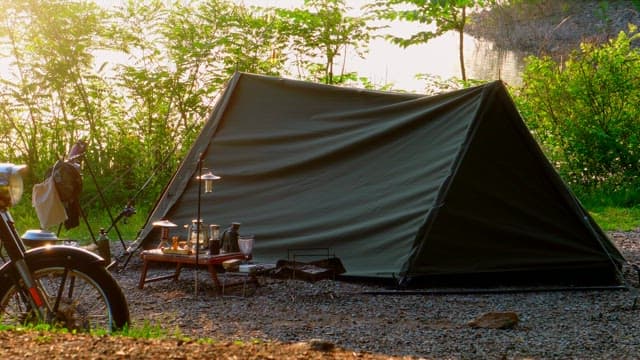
{"left": 0, "top": 320, "right": 189, "bottom": 342}
{"left": 0, "top": 318, "right": 269, "bottom": 346}
{"left": 0, "top": 320, "right": 268, "bottom": 348}
{"left": 577, "top": 187, "right": 640, "bottom": 231}
{"left": 114, "top": 321, "right": 174, "bottom": 339}
{"left": 586, "top": 206, "right": 640, "bottom": 232}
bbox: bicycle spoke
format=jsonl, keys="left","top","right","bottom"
{"left": 52, "top": 267, "right": 70, "bottom": 315}
{"left": 0, "top": 267, "right": 114, "bottom": 332}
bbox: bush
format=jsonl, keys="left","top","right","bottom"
{"left": 515, "top": 25, "right": 640, "bottom": 205}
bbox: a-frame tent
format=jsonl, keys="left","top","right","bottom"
{"left": 133, "top": 72, "right": 625, "bottom": 287}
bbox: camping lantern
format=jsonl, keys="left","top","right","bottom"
{"left": 198, "top": 171, "right": 220, "bottom": 193}
{"left": 152, "top": 219, "right": 178, "bottom": 249}
{"left": 189, "top": 219, "right": 208, "bottom": 251}
{"left": 193, "top": 159, "right": 221, "bottom": 296}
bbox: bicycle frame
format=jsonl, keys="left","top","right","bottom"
{"left": 0, "top": 209, "right": 48, "bottom": 319}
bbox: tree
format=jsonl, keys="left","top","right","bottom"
{"left": 274, "top": 0, "right": 372, "bottom": 84}
{"left": 0, "top": 0, "right": 112, "bottom": 181}
{"left": 0, "top": 0, "right": 382, "bottom": 214}
{"left": 222, "top": 5, "right": 290, "bottom": 77}
{"left": 108, "top": 0, "right": 289, "bottom": 203}
{"left": 0, "top": 0, "right": 292, "bottom": 208}
{"left": 367, "top": 0, "right": 489, "bottom": 82}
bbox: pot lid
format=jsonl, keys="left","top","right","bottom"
{"left": 21, "top": 229, "right": 58, "bottom": 241}
{"left": 152, "top": 219, "right": 178, "bottom": 228}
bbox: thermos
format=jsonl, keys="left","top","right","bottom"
{"left": 208, "top": 224, "right": 220, "bottom": 255}
{"left": 97, "top": 228, "right": 111, "bottom": 265}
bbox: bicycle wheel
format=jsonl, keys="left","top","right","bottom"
{"left": 0, "top": 258, "right": 129, "bottom": 332}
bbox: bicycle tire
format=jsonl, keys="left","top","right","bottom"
{"left": 0, "top": 254, "right": 130, "bottom": 332}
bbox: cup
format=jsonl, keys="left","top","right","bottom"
{"left": 237, "top": 235, "right": 254, "bottom": 261}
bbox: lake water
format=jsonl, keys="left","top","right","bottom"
{"left": 349, "top": 30, "right": 526, "bottom": 92}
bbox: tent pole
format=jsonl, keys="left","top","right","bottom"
{"left": 361, "top": 285, "right": 628, "bottom": 296}
{"left": 194, "top": 153, "right": 205, "bottom": 297}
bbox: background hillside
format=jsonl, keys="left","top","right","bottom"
{"left": 467, "top": 0, "right": 640, "bottom": 58}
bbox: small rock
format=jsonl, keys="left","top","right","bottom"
{"left": 307, "top": 339, "right": 335, "bottom": 352}
{"left": 468, "top": 311, "right": 519, "bottom": 329}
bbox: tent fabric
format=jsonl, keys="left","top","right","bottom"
{"left": 133, "top": 72, "right": 625, "bottom": 287}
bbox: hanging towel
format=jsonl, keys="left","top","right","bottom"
{"left": 32, "top": 176, "right": 68, "bottom": 229}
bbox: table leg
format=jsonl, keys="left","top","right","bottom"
{"left": 138, "top": 259, "right": 149, "bottom": 289}
{"left": 175, "top": 263, "right": 183, "bottom": 281}
{"left": 208, "top": 264, "right": 222, "bottom": 291}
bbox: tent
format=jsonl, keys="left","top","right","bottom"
{"left": 133, "top": 72, "right": 625, "bottom": 287}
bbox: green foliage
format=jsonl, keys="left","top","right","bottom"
{"left": 415, "top": 73, "right": 487, "bottom": 95}
{"left": 274, "top": 0, "right": 373, "bottom": 84}
{"left": 0, "top": 0, "right": 297, "bottom": 213}
{"left": 0, "top": 0, "right": 111, "bottom": 181}
{"left": 515, "top": 25, "right": 640, "bottom": 204}
{"left": 0, "top": 0, "right": 384, "bottom": 217}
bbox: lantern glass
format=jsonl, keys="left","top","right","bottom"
{"left": 199, "top": 172, "right": 220, "bottom": 193}
{"left": 204, "top": 179, "right": 214, "bottom": 193}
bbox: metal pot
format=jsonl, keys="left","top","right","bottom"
{"left": 21, "top": 229, "right": 58, "bottom": 248}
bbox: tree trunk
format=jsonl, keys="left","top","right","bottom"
{"left": 458, "top": 6, "right": 467, "bottom": 81}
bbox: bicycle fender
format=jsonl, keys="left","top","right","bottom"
{"left": 25, "top": 245, "right": 106, "bottom": 267}
{"left": 0, "top": 246, "right": 105, "bottom": 279}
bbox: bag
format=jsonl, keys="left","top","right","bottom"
{"left": 32, "top": 176, "right": 67, "bottom": 229}
{"left": 45, "top": 161, "right": 83, "bottom": 229}
{"left": 49, "top": 161, "right": 82, "bottom": 202}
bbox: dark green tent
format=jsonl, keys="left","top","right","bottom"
{"left": 133, "top": 72, "right": 625, "bottom": 287}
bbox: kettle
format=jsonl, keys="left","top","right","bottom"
{"left": 220, "top": 222, "right": 240, "bottom": 253}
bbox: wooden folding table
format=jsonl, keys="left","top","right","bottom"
{"left": 138, "top": 249, "right": 247, "bottom": 290}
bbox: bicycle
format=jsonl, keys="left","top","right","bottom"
{"left": 0, "top": 163, "right": 129, "bottom": 332}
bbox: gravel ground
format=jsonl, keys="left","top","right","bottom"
{"left": 101, "top": 230, "right": 640, "bottom": 360}
{"left": 0, "top": 232, "right": 638, "bottom": 359}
